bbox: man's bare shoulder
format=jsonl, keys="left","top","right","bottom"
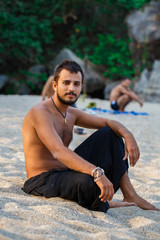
{"left": 68, "top": 106, "right": 82, "bottom": 114}
{"left": 120, "top": 85, "right": 131, "bottom": 94}
{"left": 68, "top": 106, "right": 86, "bottom": 118}
{"left": 113, "top": 84, "right": 129, "bottom": 92}
{"left": 23, "top": 101, "right": 51, "bottom": 126}
{"left": 111, "top": 84, "right": 121, "bottom": 92}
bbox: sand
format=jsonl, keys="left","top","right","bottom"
{"left": 0, "top": 95, "right": 160, "bottom": 240}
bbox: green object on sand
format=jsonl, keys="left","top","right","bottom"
{"left": 86, "top": 102, "right": 97, "bottom": 108}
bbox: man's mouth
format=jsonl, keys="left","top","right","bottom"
{"left": 65, "top": 92, "right": 77, "bottom": 97}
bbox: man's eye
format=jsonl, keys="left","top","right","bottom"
{"left": 64, "top": 82, "right": 70, "bottom": 85}
{"left": 75, "top": 82, "right": 81, "bottom": 86}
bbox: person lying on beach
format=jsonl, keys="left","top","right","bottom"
{"left": 41, "top": 75, "right": 54, "bottom": 100}
{"left": 110, "top": 77, "right": 143, "bottom": 112}
{"left": 22, "top": 60, "right": 159, "bottom": 212}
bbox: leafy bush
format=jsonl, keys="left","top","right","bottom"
{"left": 66, "top": 0, "right": 151, "bottom": 79}
{"left": 0, "top": 0, "right": 152, "bottom": 94}
{"left": 89, "top": 34, "right": 135, "bottom": 79}
{"left": 19, "top": 70, "right": 48, "bottom": 93}
{"left": 0, "top": 0, "right": 63, "bottom": 72}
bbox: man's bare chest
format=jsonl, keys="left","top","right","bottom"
{"left": 55, "top": 122, "right": 73, "bottom": 147}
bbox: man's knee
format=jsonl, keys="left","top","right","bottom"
{"left": 98, "top": 126, "right": 119, "bottom": 140}
{"left": 118, "top": 95, "right": 131, "bottom": 106}
{"left": 97, "top": 126, "right": 112, "bottom": 136}
{"left": 123, "top": 94, "right": 131, "bottom": 102}
{"left": 98, "top": 127, "right": 124, "bottom": 150}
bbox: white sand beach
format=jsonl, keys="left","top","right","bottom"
{"left": 0, "top": 95, "right": 160, "bottom": 240}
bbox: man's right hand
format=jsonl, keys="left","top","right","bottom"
{"left": 96, "top": 175, "right": 114, "bottom": 202}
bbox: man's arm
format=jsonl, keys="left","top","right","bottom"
{"left": 128, "top": 91, "right": 143, "bottom": 107}
{"left": 121, "top": 87, "right": 143, "bottom": 107}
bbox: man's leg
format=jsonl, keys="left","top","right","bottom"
{"left": 51, "top": 126, "right": 129, "bottom": 212}
{"left": 74, "top": 127, "right": 128, "bottom": 193}
{"left": 117, "top": 95, "right": 131, "bottom": 111}
{"left": 75, "top": 127, "right": 159, "bottom": 211}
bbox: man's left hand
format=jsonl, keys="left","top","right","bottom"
{"left": 123, "top": 133, "right": 140, "bottom": 166}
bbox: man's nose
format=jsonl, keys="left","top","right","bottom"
{"left": 68, "top": 83, "right": 75, "bottom": 91}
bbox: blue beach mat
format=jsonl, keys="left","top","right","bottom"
{"left": 86, "top": 107, "right": 149, "bottom": 116}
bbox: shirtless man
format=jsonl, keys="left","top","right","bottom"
{"left": 22, "top": 60, "right": 158, "bottom": 212}
{"left": 110, "top": 78, "right": 143, "bottom": 112}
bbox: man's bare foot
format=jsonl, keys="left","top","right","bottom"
{"left": 118, "top": 109, "right": 124, "bottom": 112}
{"left": 108, "top": 201, "right": 137, "bottom": 208}
{"left": 123, "top": 194, "right": 160, "bottom": 211}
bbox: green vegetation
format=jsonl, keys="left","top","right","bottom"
{"left": 0, "top": 0, "right": 152, "bottom": 93}
{"left": 89, "top": 34, "right": 134, "bottom": 79}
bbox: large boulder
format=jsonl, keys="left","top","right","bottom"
{"left": 27, "top": 64, "right": 47, "bottom": 87}
{"left": 126, "top": 1, "right": 160, "bottom": 64}
{"left": 48, "top": 48, "right": 105, "bottom": 94}
{"left": 135, "top": 60, "right": 160, "bottom": 102}
{"left": 17, "top": 83, "right": 31, "bottom": 95}
{"left": 23, "top": 64, "right": 47, "bottom": 94}
{"left": 0, "top": 75, "right": 10, "bottom": 90}
{"left": 126, "top": 1, "right": 160, "bottom": 44}
{"left": 135, "top": 69, "right": 150, "bottom": 94}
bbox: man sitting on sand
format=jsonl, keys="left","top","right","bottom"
{"left": 110, "top": 77, "right": 143, "bottom": 112}
{"left": 22, "top": 60, "right": 158, "bottom": 212}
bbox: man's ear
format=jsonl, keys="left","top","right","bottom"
{"left": 52, "top": 81, "right": 57, "bottom": 91}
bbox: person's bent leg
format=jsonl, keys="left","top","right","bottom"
{"left": 117, "top": 95, "right": 131, "bottom": 111}
{"left": 74, "top": 127, "right": 159, "bottom": 211}
{"left": 74, "top": 127, "right": 128, "bottom": 193}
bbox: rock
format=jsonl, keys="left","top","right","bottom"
{"left": 135, "top": 60, "right": 160, "bottom": 102}
{"left": 149, "top": 60, "right": 160, "bottom": 87}
{"left": 17, "top": 83, "right": 31, "bottom": 95}
{"left": 135, "top": 69, "right": 150, "bottom": 94}
{"left": 104, "top": 81, "right": 121, "bottom": 100}
{"left": 48, "top": 48, "right": 105, "bottom": 94}
{"left": 27, "top": 65, "right": 47, "bottom": 86}
{"left": 126, "top": 1, "right": 160, "bottom": 44}
{"left": 48, "top": 49, "right": 81, "bottom": 74}
{"left": 0, "top": 75, "right": 10, "bottom": 90}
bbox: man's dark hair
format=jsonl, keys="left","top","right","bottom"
{"left": 121, "top": 76, "right": 128, "bottom": 81}
{"left": 53, "top": 60, "right": 84, "bottom": 83}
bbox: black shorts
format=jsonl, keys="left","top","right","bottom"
{"left": 111, "top": 101, "right": 119, "bottom": 110}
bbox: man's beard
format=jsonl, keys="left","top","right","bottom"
{"left": 57, "top": 92, "right": 79, "bottom": 106}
